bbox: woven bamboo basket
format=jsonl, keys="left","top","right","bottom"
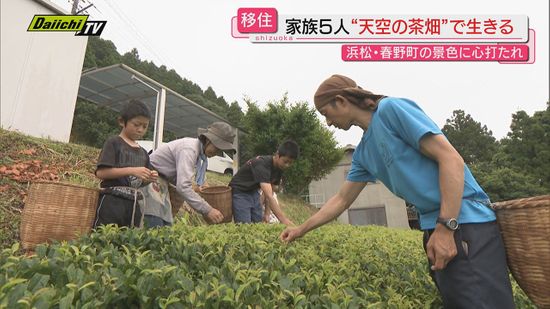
{"left": 20, "top": 181, "right": 99, "bottom": 250}
{"left": 199, "top": 186, "right": 232, "bottom": 223}
{"left": 492, "top": 195, "right": 550, "bottom": 308}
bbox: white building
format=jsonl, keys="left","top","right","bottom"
{"left": 1, "top": 0, "right": 88, "bottom": 142}
{"left": 308, "top": 145, "right": 410, "bottom": 228}
{"left": 1, "top": 0, "right": 241, "bottom": 170}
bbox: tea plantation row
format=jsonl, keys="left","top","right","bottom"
{"left": 1, "top": 223, "right": 534, "bottom": 308}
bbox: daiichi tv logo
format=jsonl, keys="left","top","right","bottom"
{"left": 27, "top": 15, "right": 106, "bottom": 36}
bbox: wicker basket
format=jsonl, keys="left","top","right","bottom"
{"left": 492, "top": 195, "right": 550, "bottom": 308}
{"left": 199, "top": 186, "right": 233, "bottom": 223}
{"left": 20, "top": 181, "right": 99, "bottom": 250}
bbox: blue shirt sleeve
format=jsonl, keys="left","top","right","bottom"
{"left": 346, "top": 143, "right": 376, "bottom": 183}
{"left": 378, "top": 98, "right": 442, "bottom": 150}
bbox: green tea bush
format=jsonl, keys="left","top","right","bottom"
{"left": 0, "top": 223, "right": 535, "bottom": 308}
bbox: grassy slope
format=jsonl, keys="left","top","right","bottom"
{"left": 0, "top": 129, "right": 99, "bottom": 248}
{"left": 0, "top": 129, "right": 316, "bottom": 248}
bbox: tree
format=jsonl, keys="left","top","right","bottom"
{"left": 240, "top": 95, "right": 342, "bottom": 195}
{"left": 227, "top": 101, "right": 244, "bottom": 126}
{"left": 83, "top": 37, "right": 120, "bottom": 69}
{"left": 467, "top": 102, "right": 550, "bottom": 201}
{"left": 216, "top": 96, "right": 230, "bottom": 111}
{"left": 499, "top": 102, "right": 550, "bottom": 189}
{"left": 442, "top": 110, "right": 497, "bottom": 165}
{"left": 471, "top": 165, "right": 547, "bottom": 202}
{"left": 121, "top": 48, "right": 141, "bottom": 69}
{"left": 204, "top": 87, "right": 217, "bottom": 102}
{"left": 70, "top": 101, "right": 122, "bottom": 148}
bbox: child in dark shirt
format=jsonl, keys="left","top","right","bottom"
{"left": 94, "top": 100, "right": 158, "bottom": 228}
{"left": 229, "top": 140, "right": 299, "bottom": 225}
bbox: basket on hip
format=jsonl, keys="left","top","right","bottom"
{"left": 20, "top": 181, "right": 99, "bottom": 251}
{"left": 492, "top": 195, "right": 550, "bottom": 308}
{"left": 199, "top": 186, "right": 233, "bottom": 224}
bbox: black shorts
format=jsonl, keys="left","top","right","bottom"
{"left": 423, "top": 221, "right": 515, "bottom": 309}
{"left": 94, "top": 193, "right": 142, "bottom": 228}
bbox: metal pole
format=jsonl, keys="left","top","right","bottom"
{"left": 130, "top": 75, "right": 164, "bottom": 150}
{"left": 154, "top": 88, "right": 166, "bottom": 150}
{"left": 76, "top": 3, "right": 94, "bottom": 15}
{"left": 71, "top": 0, "right": 79, "bottom": 14}
{"left": 233, "top": 128, "right": 239, "bottom": 173}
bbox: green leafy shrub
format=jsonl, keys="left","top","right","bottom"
{"left": 0, "top": 223, "right": 536, "bottom": 308}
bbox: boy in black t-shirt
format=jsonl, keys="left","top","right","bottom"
{"left": 94, "top": 100, "right": 158, "bottom": 228}
{"left": 229, "top": 140, "right": 299, "bottom": 225}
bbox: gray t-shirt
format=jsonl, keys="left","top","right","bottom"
{"left": 149, "top": 138, "right": 212, "bottom": 216}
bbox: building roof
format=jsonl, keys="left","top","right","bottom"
{"left": 77, "top": 64, "right": 241, "bottom": 138}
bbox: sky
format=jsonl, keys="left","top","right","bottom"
{"left": 53, "top": 0, "right": 549, "bottom": 147}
